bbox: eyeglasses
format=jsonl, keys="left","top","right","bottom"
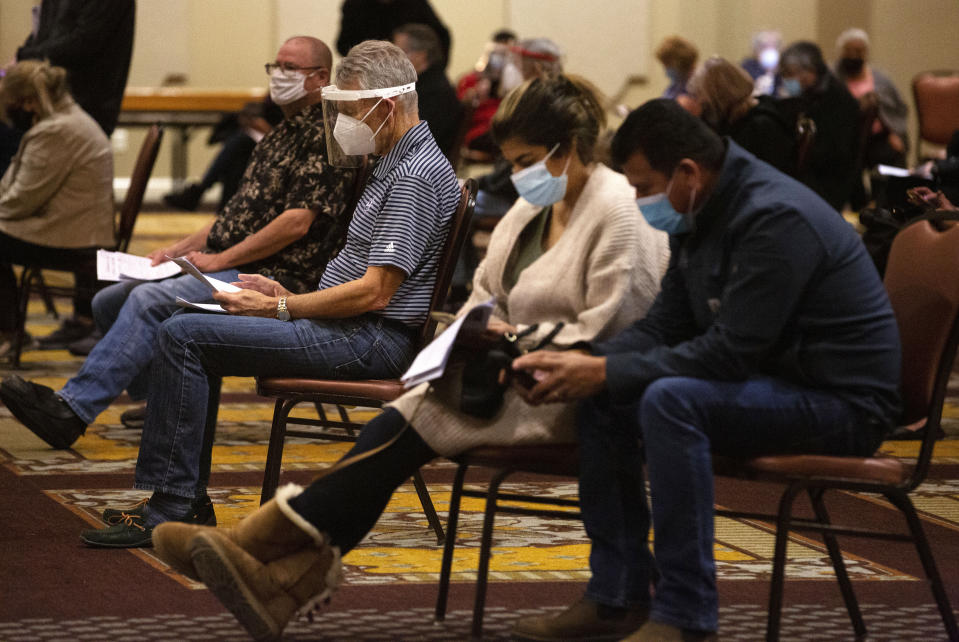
{"left": 264, "top": 62, "right": 325, "bottom": 76}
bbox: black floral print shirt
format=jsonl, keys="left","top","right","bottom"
{"left": 205, "top": 102, "right": 357, "bottom": 293}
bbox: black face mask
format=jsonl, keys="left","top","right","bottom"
{"left": 839, "top": 57, "right": 865, "bottom": 76}
{"left": 6, "top": 107, "right": 35, "bottom": 132}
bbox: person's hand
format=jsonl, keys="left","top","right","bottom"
{"left": 908, "top": 186, "right": 949, "bottom": 209}
{"left": 213, "top": 289, "right": 277, "bottom": 317}
{"left": 184, "top": 251, "right": 227, "bottom": 273}
{"left": 510, "top": 350, "right": 606, "bottom": 406}
{"left": 147, "top": 247, "right": 173, "bottom": 266}
{"left": 889, "top": 132, "right": 905, "bottom": 154}
{"left": 232, "top": 273, "right": 291, "bottom": 297}
{"left": 483, "top": 318, "right": 517, "bottom": 339}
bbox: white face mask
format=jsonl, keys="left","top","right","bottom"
{"left": 332, "top": 98, "right": 393, "bottom": 156}
{"left": 270, "top": 69, "right": 312, "bottom": 105}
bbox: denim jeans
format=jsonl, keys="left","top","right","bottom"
{"left": 134, "top": 311, "right": 416, "bottom": 499}
{"left": 58, "top": 270, "right": 239, "bottom": 423}
{"left": 577, "top": 375, "right": 885, "bottom": 632}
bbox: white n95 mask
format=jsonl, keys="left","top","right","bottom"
{"left": 332, "top": 99, "right": 391, "bottom": 156}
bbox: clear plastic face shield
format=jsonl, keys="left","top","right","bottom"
{"left": 321, "top": 82, "right": 416, "bottom": 167}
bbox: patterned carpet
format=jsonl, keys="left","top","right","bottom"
{"left": 2, "top": 213, "right": 959, "bottom": 640}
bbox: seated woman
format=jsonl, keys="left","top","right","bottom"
{"left": 686, "top": 55, "right": 796, "bottom": 174}
{"left": 0, "top": 60, "right": 114, "bottom": 357}
{"left": 150, "top": 74, "right": 670, "bottom": 640}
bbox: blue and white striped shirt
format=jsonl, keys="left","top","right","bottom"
{"left": 318, "top": 121, "right": 459, "bottom": 327}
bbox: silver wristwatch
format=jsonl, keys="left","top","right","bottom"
{"left": 276, "top": 296, "right": 291, "bottom": 321}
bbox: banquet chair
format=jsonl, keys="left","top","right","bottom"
{"left": 713, "top": 214, "right": 959, "bottom": 641}
{"left": 912, "top": 70, "right": 959, "bottom": 164}
{"left": 254, "top": 178, "right": 478, "bottom": 544}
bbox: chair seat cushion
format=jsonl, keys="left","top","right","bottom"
{"left": 256, "top": 377, "right": 405, "bottom": 402}
{"left": 713, "top": 453, "right": 907, "bottom": 486}
{"left": 458, "top": 444, "right": 579, "bottom": 477}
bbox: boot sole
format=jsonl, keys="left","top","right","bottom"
{"left": 191, "top": 532, "right": 281, "bottom": 642}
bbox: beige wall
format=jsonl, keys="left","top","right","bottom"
{"left": 1, "top": 0, "right": 957, "bottom": 180}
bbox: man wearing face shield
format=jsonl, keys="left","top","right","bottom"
{"left": 55, "top": 40, "right": 458, "bottom": 551}
{"left": 509, "top": 99, "right": 900, "bottom": 640}
{"left": 0, "top": 36, "right": 359, "bottom": 529}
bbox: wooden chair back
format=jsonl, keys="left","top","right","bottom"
{"left": 116, "top": 124, "right": 163, "bottom": 252}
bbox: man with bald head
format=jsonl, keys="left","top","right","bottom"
{"left": 1, "top": 37, "right": 357, "bottom": 503}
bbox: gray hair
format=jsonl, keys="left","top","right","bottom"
{"left": 836, "top": 27, "right": 869, "bottom": 51}
{"left": 336, "top": 40, "right": 418, "bottom": 110}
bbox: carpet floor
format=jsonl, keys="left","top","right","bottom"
{"left": 2, "top": 213, "right": 958, "bottom": 640}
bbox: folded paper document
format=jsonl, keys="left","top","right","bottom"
{"left": 96, "top": 250, "right": 181, "bottom": 281}
{"left": 400, "top": 299, "right": 494, "bottom": 388}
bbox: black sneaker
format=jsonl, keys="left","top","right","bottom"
{"left": 81, "top": 512, "right": 153, "bottom": 548}
{"left": 67, "top": 329, "right": 103, "bottom": 356}
{"left": 0, "top": 375, "right": 86, "bottom": 449}
{"left": 36, "top": 317, "right": 95, "bottom": 350}
{"left": 102, "top": 495, "right": 217, "bottom": 526}
{"left": 162, "top": 183, "right": 204, "bottom": 211}
{"left": 119, "top": 405, "right": 146, "bottom": 429}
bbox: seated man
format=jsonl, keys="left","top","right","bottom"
{"left": 510, "top": 99, "right": 901, "bottom": 641}
{"left": 72, "top": 40, "right": 458, "bottom": 548}
{"left": 1, "top": 36, "right": 355, "bottom": 451}
{"left": 778, "top": 40, "right": 860, "bottom": 212}
{"left": 392, "top": 22, "right": 462, "bottom": 159}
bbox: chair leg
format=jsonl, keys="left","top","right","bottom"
{"left": 335, "top": 404, "right": 357, "bottom": 438}
{"left": 766, "top": 483, "right": 803, "bottom": 642}
{"left": 471, "top": 468, "right": 512, "bottom": 640}
{"left": 11, "top": 266, "right": 36, "bottom": 369}
{"left": 412, "top": 470, "right": 445, "bottom": 545}
{"left": 260, "top": 398, "right": 296, "bottom": 504}
{"left": 33, "top": 271, "right": 58, "bottom": 318}
{"left": 435, "top": 463, "right": 468, "bottom": 622}
{"left": 885, "top": 490, "right": 959, "bottom": 641}
{"left": 806, "top": 488, "right": 867, "bottom": 638}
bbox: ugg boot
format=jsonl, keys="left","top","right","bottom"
{"left": 190, "top": 529, "right": 341, "bottom": 641}
{"left": 153, "top": 483, "right": 319, "bottom": 580}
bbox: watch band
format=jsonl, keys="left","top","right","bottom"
{"left": 276, "top": 296, "right": 291, "bottom": 321}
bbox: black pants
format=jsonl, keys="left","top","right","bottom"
{"left": 287, "top": 408, "right": 437, "bottom": 553}
{"left": 0, "top": 231, "right": 98, "bottom": 332}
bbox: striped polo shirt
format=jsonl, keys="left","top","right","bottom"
{"left": 318, "top": 120, "right": 459, "bottom": 327}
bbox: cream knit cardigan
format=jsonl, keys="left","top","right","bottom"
{"left": 388, "top": 164, "right": 669, "bottom": 456}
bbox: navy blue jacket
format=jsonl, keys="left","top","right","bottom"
{"left": 595, "top": 141, "right": 901, "bottom": 427}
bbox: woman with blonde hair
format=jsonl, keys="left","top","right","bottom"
{"left": 687, "top": 55, "right": 795, "bottom": 173}
{"left": 150, "top": 73, "right": 669, "bottom": 640}
{"left": 0, "top": 60, "right": 113, "bottom": 356}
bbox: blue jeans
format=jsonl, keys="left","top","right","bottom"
{"left": 577, "top": 375, "right": 885, "bottom": 632}
{"left": 58, "top": 270, "right": 239, "bottom": 423}
{"left": 134, "top": 311, "right": 415, "bottom": 499}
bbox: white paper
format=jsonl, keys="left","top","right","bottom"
{"left": 169, "top": 256, "right": 242, "bottom": 293}
{"left": 400, "top": 299, "right": 494, "bottom": 388}
{"left": 175, "top": 297, "right": 227, "bottom": 313}
{"left": 97, "top": 250, "right": 182, "bottom": 282}
{"left": 877, "top": 164, "right": 912, "bottom": 178}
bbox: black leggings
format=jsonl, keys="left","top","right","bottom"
{"left": 287, "top": 408, "right": 437, "bottom": 553}
{"left": 0, "top": 231, "right": 98, "bottom": 331}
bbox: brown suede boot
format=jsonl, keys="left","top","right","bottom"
{"left": 190, "top": 529, "right": 341, "bottom": 641}
{"left": 511, "top": 596, "right": 649, "bottom": 641}
{"left": 621, "top": 619, "right": 718, "bottom": 641}
{"left": 154, "top": 483, "right": 322, "bottom": 579}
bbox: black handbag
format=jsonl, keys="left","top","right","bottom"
{"left": 454, "top": 322, "right": 565, "bottom": 419}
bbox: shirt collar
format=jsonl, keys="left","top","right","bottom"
{"left": 373, "top": 120, "right": 431, "bottom": 179}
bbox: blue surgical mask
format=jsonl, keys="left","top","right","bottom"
{"left": 510, "top": 143, "right": 570, "bottom": 207}
{"left": 637, "top": 177, "right": 696, "bottom": 235}
{"left": 666, "top": 68, "right": 682, "bottom": 84}
{"left": 759, "top": 47, "right": 779, "bottom": 72}
{"left": 782, "top": 77, "right": 802, "bottom": 98}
